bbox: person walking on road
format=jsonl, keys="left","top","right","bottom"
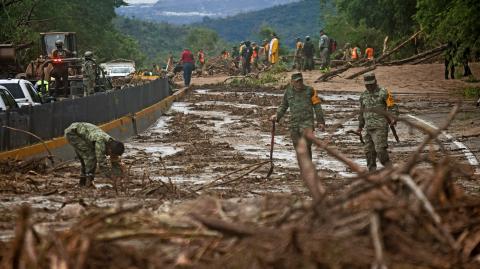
{"left": 303, "top": 36, "right": 315, "bottom": 71}
{"left": 270, "top": 73, "right": 325, "bottom": 160}
{"left": 318, "top": 30, "right": 330, "bottom": 70}
{"left": 241, "top": 41, "right": 253, "bottom": 75}
{"left": 82, "top": 51, "right": 96, "bottom": 96}
{"left": 65, "top": 122, "right": 125, "bottom": 187}
{"left": 180, "top": 48, "right": 195, "bottom": 87}
{"left": 294, "top": 38, "right": 304, "bottom": 71}
{"left": 356, "top": 72, "right": 399, "bottom": 172}
{"left": 269, "top": 33, "right": 280, "bottom": 65}
{"left": 197, "top": 49, "right": 206, "bottom": 74}
{"left": 444, "top": 42, "right": 456, "bottom": 80}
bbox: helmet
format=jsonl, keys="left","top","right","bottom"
{"left": 84, "top": 51, "right": 94, "bottom": 59}
{"left": 55, "top": 40, "right": 63, "bottom": 47}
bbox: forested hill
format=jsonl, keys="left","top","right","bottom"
{"left": 198, "top": 0, "right": 324, "bottom": 47}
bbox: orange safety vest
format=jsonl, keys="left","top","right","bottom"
{"left": 198, "top": 52, "right": 205, "bottom": 64}
{"left": 352, "top": 47, "right": 359, "bottom": 59}
{"left": 365, "top": 48, "right": 374, "bottom": 60}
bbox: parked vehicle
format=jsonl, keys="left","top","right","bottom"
{"left": 0, "top": 79, "right": 42, "bottom": 107}
{"left": 100, "top": 59, "right": 135, "bottom": 78}
{"left": 0, "top": 85, "right": 19, "bottom": 111}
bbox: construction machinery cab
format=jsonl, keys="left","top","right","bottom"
{"left": 40, "top": 32, "right": 77, "bottom": 58}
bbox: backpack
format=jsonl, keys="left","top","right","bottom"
{"left": 329, "top": 38, "right": 337, "bottom": 53}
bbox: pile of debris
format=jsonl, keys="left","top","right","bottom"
{"left": 201, "top": 55, "right": 239, "bottom": 76}
{"left": 0, "top": 157, "right": 50, "bottom": 174}
{"left": 1, "top": 106, "right": 480, "bottom": 269}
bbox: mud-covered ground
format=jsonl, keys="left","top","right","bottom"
{"left": 1, "top": 73, "right": 480, "bottom": 243}
{"left": 0, "top": 84, "right": 479, "bottom": 239}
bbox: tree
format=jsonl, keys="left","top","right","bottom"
{"left": 416, "top": 0, "right": 480, "bottom": 49}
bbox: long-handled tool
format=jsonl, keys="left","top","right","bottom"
{"left": 266, "top": 121, "right": 276, "bottom": 178}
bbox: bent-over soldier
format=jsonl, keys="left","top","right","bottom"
{"left": 357, "top": 72, "right": 399, "bottom": 171}
{"left": 65, "top": 122, "right": 125, "bottom": 187}
{"left": 271, "top": 72, "right": 325, "bottom": 160}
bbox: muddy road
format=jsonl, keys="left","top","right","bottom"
{"left": 1, "top": 76, "right": 479, "bottom": 241}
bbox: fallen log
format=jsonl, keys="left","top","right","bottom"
{"left": 376, "top": 30, "right": 422, "bottom": 63}
{"left": 411, "top": 50, "right": 443, "bottom": 65}
{"left": 314, "top": 62, "right": 353, "bottom": 82}
{"left": 384, "top": 44, "right": 448, "bottom": 66}
{"left": 345, "top": 65, "right": 377, "bottom": 80}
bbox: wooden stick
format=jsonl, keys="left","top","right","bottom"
{"left": 370, "top": 212, "right": 388, "bottom": 269}
{"left": 195, "top": 160, "right": 270, "bottom": 191}
{"left": 2, "top": 125, "right": 55, "bottom": 164}
{"left": 295, "top": 138, "right": 325, "bottom": 204}
{"left": 397, "top": 174, "right": 457, "bottom": 249}
{"left": 190, "top": 213, "right": 257, "bottom": 237}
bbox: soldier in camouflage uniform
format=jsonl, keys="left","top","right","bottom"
{"left": 356, "top": 72, "right": 399, "bottom": 172}
{"left": 270, "top": 73, "right": 325, "bottom": 160}
{"left": 82, "top": 51, "right": 96, "bottom": 96}
{"left": 65, "top": 122, "right": 125, "bottom": 187}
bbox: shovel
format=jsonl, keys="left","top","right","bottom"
{"left": 266, "top": 121, "right": 276, "bottom": 178}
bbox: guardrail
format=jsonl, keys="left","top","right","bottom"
{"left": 0, "top": 78, "right": 170, "bottom": 151}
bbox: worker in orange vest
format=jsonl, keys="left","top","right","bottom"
{"left": 197, "top": 49, "right": 206, "bottom": 73}
{"left": 351, "top": 45, "right": 361, "bottom": 61}
{"left": 365, "top": 46, "right": 374, "bottom": 60}
{"left": 251, "top": 42, "right": 260, "bottom": 69}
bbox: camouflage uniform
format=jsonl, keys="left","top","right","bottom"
{"left": 358, "top": 73, "right": 399, "bottom": 171}
{"left": 276, "top": 73, "right": 325, "bottom": 159}
{"left": 64, "top": 122, "right": 112, "bottom": 177}
{"left": 82, "top": 56, "right": 96, "bottom": 96}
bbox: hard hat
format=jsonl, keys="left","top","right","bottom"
{"left": 55, "top": 40, "right": 63, "bottom": 47}
{"left": 84, "top": 51, "right": 94, "bottom": 58}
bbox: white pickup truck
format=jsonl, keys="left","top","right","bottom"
{"left": 0, "top": 85, "right": 19, "bottom": 111}
{"left": 100, "top": 60, "right": 135, "bottom": 78}
{"left": 0, "top": 79, "right": 42, "bottom": 107}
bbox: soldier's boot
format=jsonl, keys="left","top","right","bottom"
{"left": 366, "top": 151, "right": 377, "bottom": 172}
{"left": 377, "top": 150, "right": 391, "bottom": 169}
{"left": 78, "top": 154, "right": 87, "bottom": 186}
{"left": 85, "top": 174, "right": 95, "bottom": 188}
{"left": 79, "top": 175, "right": 87, "bottom": 187}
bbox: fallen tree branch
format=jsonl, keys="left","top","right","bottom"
{"left": 2, "top": 125, "right": 55, "bottom": 164}
{"left": 315, "top": 62, "right": 353, "bottom": 82}
{"left": 377, "top": 30, "right": 422, "bottom": 63}
{"left": 384, "top": 44, "right": 448, "bottom": 66}
{"left": 345, "top": 65, "right": 377, "bottom": 80}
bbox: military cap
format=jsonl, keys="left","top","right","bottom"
{"left": 363, "top": 72, "right": 377, "bottom": 85}
{"left": 291, "top": 72, "right": 303, "bottom": 81}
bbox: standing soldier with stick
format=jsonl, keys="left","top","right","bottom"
{"left": 356, "top": 73, "right": 399, "bottom": 172}
{"left": 270, "top": 73, "right": 326, "bottom": 160}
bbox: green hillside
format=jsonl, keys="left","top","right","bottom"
{"left": 114, "top": 17, "right": 229, "bottom": 67}
{"left": 198, "top": 0, "right": 325, "bottom": 47}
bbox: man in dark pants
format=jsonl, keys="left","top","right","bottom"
{"left": 241, "top": 41, "right": 253, "bottom": 75}
{"left": 180, "top": 48, "right": 195, "bottom": 87}
{"left": 303, "top": 36, "right": 315, "bottom": 71}
{"left": 444, "top": 41, "right": 456, "bottom": 80}
{"left": 50, "top": 40, "right": 71, "bottom": 97}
